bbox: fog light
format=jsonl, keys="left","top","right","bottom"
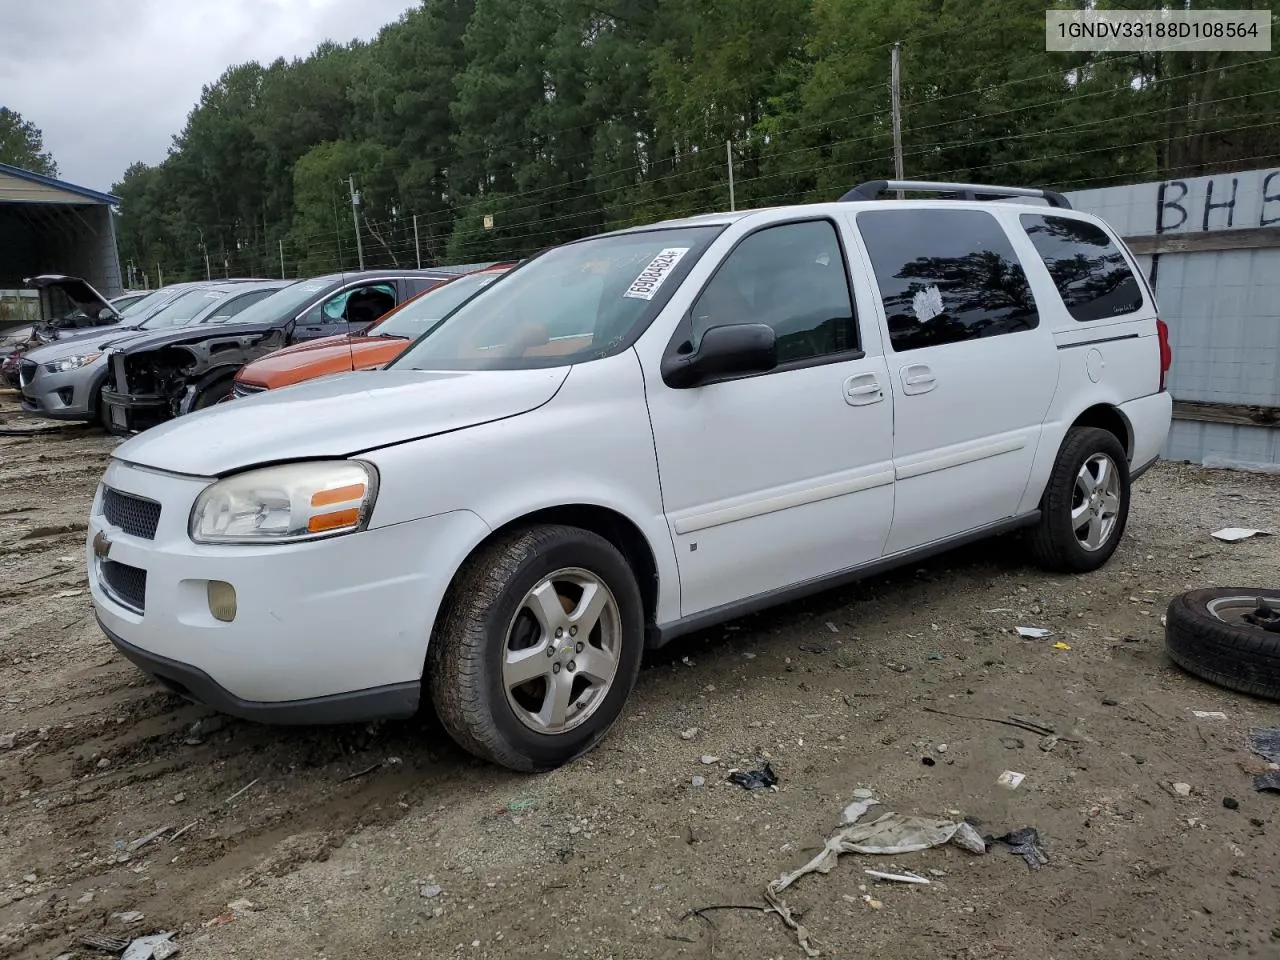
{"left": 207, "top": 580, "right": 237, "bottom": 622}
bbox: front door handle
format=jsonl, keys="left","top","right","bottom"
{"left": 843, "top": 373, "right": 884, "bottom": 406}
{"left": 900, "top": 363, "right": 937, "bottom": 395}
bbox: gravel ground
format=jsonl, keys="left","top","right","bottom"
{"left": 2, "top": 393, "right": 1280, "bottom": 960}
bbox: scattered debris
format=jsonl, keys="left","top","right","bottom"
{"left": 80, "top": 933, "right": 130, "bottom": 952}
{"left": 223, "top": 778, "right": 259, "bottom": 804}
{"left": 1224, "top": 797, "right": 1240, "bottom": 810}
{"left": 997, "top": 770, "right": 1025, "bottom": 790}
{"left": 227, "top": 899, "right": 256, "bottom": 913}
{"left": 126, "top": 826, "right": 171, "bottom": 853}
{"left": 865, "top": 868, "right": 930, "bottom": 884}
{"left": 921, "top": 756, "right": 936, "bottom": 767}
{"left": 0, "top": 732, "right": 14, "bottom": 750}
{"left": 1102, "top": 698, "right": 1119, "bottom": 706}
{"left": 122, "top": 932, "right": 179, "bottom": 960}
{"left": 1253, "top": 773, "right": 1280, "bottom": 793}
{"left": 1016, "top": 626, "right": 1052, "bottom": 639}
{"left": 679, "top": 727, "right": 698, "bottom": 740}
{"left": 506, "top": 798, "right": 538, "bottom": 814}
{"left": 1171, "top": 782, "right": 1193, "bottom": 797}
{"left": 168, "top": 821, "right": 199, "bottom": 844}
{"left": 339, "top": 762, "right": 382, "bottom": 782}
{"left": 728, "top": 762, "right": 778, "bottom": 790}
{"left": 113, "top": 910, "right": 145, "bottom": 924}
{"left": 1211, "top": 527, "right": 1271, "bottom": 542}
{"left": 1039, "top": 735, "right": 1060, "bottom": 752}
{"left": 921, "top": 706, "right": 1061, "bottom": 739}
{"left": 826, "top": 622, "right": 840, "bottom": 633}
{"left": 699, "top": 755, "right": 720, "bottom": 765}
{"left": 1193, "top": 710, "right": 1228, "bottom": 720}
{"left": 1000, "top": 736, "right": 1025, "bottom": 750}
{"left": 925, "top": 652, "right": 943, "bottom": 661}
{"left": 202, "top": 912, "right": 235, "bottom": 928}
{"left": 764, "top": 799, "right": 985, "bottom": 955}
{"left": 691, "top": 776, "right": 706, "bottom": 788}
{"left": 1248, "top": 727, "right": 1280, "bottom": 765}
{"left": 419, "top": 883, "right": 443, "bottom": 899}
{"left": 1053, "top": 641, "right": 1072, "bottom": 651}
{"left": 986, "top": 828, "right": 1048, "bottom": 869}
{"left": 862, "top": 895, "right": 884, "bottom": 909}
{"left": 852, "top": 788, "right": 874, "bottom": 799}
{"left": 840, "top": 797, "right": 880, "bottom": 826}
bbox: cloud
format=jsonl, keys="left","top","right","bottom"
{"left": 0, "top": 0, "right": 414, "bottom": 190}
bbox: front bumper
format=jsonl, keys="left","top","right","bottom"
{"left": 19, "top": 361, "right": 104, "bottom": 420}
{"left": 89, "top": 458, "right": 491, "bottom": 720}
{"left": 100, "top": 389, "right": 169, "bottom": 435}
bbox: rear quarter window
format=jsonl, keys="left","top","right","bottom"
{"left": 1019, "top": 214, "right": 1144, "bottom": 322}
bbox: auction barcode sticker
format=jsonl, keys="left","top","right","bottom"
{"left": 1046, "top": 9, "right": 1271, "bottom": 52}
{"left": 623, "top": 248, "right": 689, "bottom": 301}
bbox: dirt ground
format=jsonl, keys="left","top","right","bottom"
{"left": 3, "top": 393, "right": 1280, "bottom": 960}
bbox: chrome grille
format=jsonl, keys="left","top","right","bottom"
{"left": 102, "top": 487, "right": 162, "bottom": 540}
{"left": 102, "top": 560, "right": 147, "bottom": 612}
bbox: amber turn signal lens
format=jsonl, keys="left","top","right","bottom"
{"left": 311, "top": 483, "right": 366, "bottom": 508}
{"left": 307, "top": 508, "right": 361, "bottom": 533}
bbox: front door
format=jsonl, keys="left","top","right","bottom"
{"left": 643, "top": 217, "right": 896, "bottom": 618}
{"left": 851, "top": 207, "right": 1059, "bottom": 555}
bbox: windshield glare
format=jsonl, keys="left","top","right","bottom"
{"left": 392, "top": 228, "right": 718, "bottom": 371}
{"left": 224, "top": 276, "right": 339, "bottom": 328}
{"left": 373, "top": 272, "right": 506, "bottom": 339}
{"left": 119, "top": 288, "right": 179, "bottom": 319}
{"left": 140, "top": 289, "right": 227, "bottom": 329}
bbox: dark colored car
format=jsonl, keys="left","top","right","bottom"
{"left": 100, "top": 267, "right": 488, "bottom": 434}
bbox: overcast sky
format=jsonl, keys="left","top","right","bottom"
{"left": 0, "top": 0, "right": 415, "bottom": 192}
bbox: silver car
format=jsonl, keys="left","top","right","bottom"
{"left": 20, "top": 280, "right": 289, "bottom": 424}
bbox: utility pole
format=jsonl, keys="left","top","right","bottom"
{"left": 726, "top": 141, "right": 736, "bottom": 211}
{"left": 413, "top": 214, "right": 422, "bottom": 269}
{"left": 198, "top": 229, "right": 211, "bottom": 281}
{"left": 157, "top": 263, "right": 164, "bottom": 288}
{"left": 348, "top": 174, "right": 365, "bottom": 270}
{"left": 279, "top": 239, "right": 286, "bottom": 279}
{"left": 891, "top": 43, "right": 904, "bottom": 198}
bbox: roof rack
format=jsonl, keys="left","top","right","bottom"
{"left": 840, "top": 179, "right": 1071, "bottom": 209}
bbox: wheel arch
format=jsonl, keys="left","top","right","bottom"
{"left": 438, "top": 503, "right": 663, "bottom": 641}
{"left": 1068, "top": 403, "right": 1133, "bottom": 461}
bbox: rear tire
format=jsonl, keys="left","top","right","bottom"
{"left": 427, "top": 524, "right": 645, "bottom": 772}
{"left": 1029, "top": 426, "right": 1130, "bottom": 572}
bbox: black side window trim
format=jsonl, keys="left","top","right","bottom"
{"left": 661, "top": 216, "right": 866, "bottom": 388}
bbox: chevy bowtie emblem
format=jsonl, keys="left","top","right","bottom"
{"left": 93, "top": 531, "right": 112, "bottom": 560}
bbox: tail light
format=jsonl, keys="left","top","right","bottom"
{"left": 1156, "top": 318, "right": 1172, "bottom": 392}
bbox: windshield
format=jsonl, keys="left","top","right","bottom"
{"left": 222, "top": 276, "right": 340, "bottom": 328}
{"left": 119, "top": 288, "right": 178, "bottom": 319}
{"left": 391, "top": 228, "right": 719, "bottom": 371}
{"left": 371, "top": 272, "right": 507, "bottom": 339}
{"left": 140, "top": 288, "right": 227, "bottom": 329}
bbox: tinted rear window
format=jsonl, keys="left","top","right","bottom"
{"left": 858, "top": 208, "right": 1038, "bottom": 352}
{"left": 1020, "top": 214, "right": 1144, "bottom": 322}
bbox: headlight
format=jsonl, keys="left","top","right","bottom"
{"left": 45, "top": 352, "right": 101, "bottom": 373}
{"left": 189, "top": 461, "right": 379, "bottom": 544}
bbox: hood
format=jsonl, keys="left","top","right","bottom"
{"left": 25, "top": 274, "right": 119, "bottom": 323}
{"left": 24, "top": 327, "right": 152, "bottom": 364}
{"left": 238, "top": 336, "right": 408, "bottom": 388}
{"left": 113, "top": 366, "right": 571, "bottom": 476}
{"left": 111, "top": 319, "right": 279, "bottom": 355}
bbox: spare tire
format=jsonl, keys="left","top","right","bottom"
{"left": 1165, "top": 588, "right": 1280, "bottom": 700}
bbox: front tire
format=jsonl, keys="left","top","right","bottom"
{"left": 1029, "top": 426, "right": 1130, "bottom": 572}
{"left": 428, "top": 524, "right": 645, "bottom": 772}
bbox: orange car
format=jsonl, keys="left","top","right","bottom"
{"left": 232, "top": 264, "right": 514, "bottom": 396}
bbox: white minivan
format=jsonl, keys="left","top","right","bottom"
{"left": 88, "top": 180, "right": 1173, "bottom": 771}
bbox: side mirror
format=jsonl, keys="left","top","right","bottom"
{"left": 662, "top": 322, "right": 777, "bottom": 389}
{"left": 98, "top": 307, "right": 115, "bottom": 322}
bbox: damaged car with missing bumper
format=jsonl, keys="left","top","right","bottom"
{"left": 99, "top": 268, "right": 476, "bottom": 434}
